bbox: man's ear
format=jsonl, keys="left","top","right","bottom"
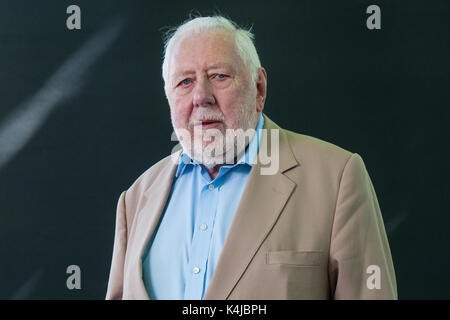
{"left": 255, "top": 67, "right": 267, "bottom": 113}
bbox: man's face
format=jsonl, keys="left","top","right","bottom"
{"left": 165, "top": 29, "right": 262, "bottom": 165}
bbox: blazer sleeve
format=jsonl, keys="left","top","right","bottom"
{"left": 106, "top": 190, "right": 128, "bottom": 300}
{"left": 328, "top": 153, "right": 398, "bottom": 299}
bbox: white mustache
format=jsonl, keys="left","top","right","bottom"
{"left": 189, "top": 110, "right": 225, "bottom": 127}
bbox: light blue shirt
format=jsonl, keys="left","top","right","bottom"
{"left": 142, "top": 114, "right": 264, "bottom": 300}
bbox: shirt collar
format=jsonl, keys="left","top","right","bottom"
{"left": 175, "top": 113, "right": 265, "bottom": 178}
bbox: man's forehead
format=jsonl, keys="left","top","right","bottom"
{"left": 168, "top": 30, "right": 240, "bottom": 76}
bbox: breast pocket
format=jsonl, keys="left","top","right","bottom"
{"left": 266, "top": 250, "right": 324, "bottom": 267}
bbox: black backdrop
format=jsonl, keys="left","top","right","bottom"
{"left": 0, "top": 0, "right": 449, "bottom": 299}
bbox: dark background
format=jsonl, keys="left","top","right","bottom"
{"left": 0, "top": 0, "right": 449, "bottom": 299}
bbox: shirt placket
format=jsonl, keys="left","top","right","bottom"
{"left": 183, "top": 180, "right": 220, "bottom": 299}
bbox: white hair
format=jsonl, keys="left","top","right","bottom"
{"left": 162, "top": 15, "right": 261, "bottom": 86}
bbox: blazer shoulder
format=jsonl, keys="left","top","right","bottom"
{"left": 123, "top": 153, "right": 177, "bottom": 212}
{"left": 283, "top": 129, "right": 354, "bottom": 169}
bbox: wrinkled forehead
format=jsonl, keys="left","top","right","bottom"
{"left": 167, "top": 29, "right": 244, "bottom": 81}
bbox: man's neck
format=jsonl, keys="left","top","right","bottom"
{"left": 204, "top": 164, "right": 225, "bottom": 180}
{"left": 203, "top": 145, "right": 247, "bottom": 180}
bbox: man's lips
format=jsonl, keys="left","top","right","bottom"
{"left": 196, "top": 120, "right": 222, "bottom": 129}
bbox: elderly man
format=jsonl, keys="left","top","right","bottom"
{"left": 106, "top": 15, "right": 397, "bottom": 300}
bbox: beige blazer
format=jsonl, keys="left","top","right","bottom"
{"left": 106, "top": 114, "right": 397, "bottom": 300}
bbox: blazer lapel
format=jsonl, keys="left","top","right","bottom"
{"left": 204, "top": 114, "right": 300, "bottom": 299}
{"left": 125, "top": 151, "right": 180, "bottom": 299}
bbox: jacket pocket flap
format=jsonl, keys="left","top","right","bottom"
{"left": 266, "top": 251, "right": 323, "bottom": 266}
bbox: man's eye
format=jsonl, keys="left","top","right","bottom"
{"left": 214, "top": 74, "right": 227, "bottom": 79}
{"left": 180, "top": 79, "right": 191, "bottom": 86}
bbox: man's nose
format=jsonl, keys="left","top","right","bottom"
{"left": 193, "top": 77, "right": 215, "bottom": 107}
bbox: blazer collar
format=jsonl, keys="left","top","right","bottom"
{"left": 127, "top": 113, "right": 300, "bottom": 299}
{"left": 204, "top": 113, "right": 300, "bottom": 299}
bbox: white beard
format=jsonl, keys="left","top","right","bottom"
{"left": 172, "top": 105, "right": 259, "bottom": 168}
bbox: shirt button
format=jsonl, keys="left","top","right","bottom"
{"left": 193, "top": 267, "right": 200, "bottom": 274}
{"left": 208, "top": 184, "right": 214, "bottom": 190}
{"left": 200, "top": 224, "right": 207, "bottom": 231}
